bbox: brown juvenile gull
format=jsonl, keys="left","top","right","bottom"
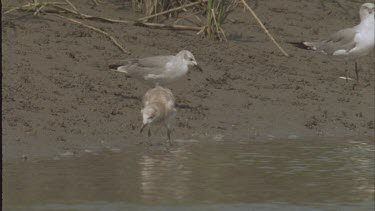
{"left": 109, "top": 50, "right": 202, "bottom": 85}
{"left": 140, "top": 85, "right": 177, "bottom": 142}
{"left": 291, "top": 3, "right": 375, "bottom": 81}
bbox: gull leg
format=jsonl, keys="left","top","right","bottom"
{"left": 345, "top": 70, "right": 348, "bottom": 82}
{"left": 146, "top": 126, "right": 153, "bottom": 146}
{"left": 344, "top": 60, "right": 349, "bottom": 82}
{"left": 166, "top": 124, "right": 173, "bottom": 146}
{"left": 167, "top": 128, "right": 171, "bottom": 141}
{"left": 354, "top": 61, "right": 359, "bottom": 82}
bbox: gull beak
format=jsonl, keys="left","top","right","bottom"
{"left": 195, "top": 64, "right": 203, "bottom": 72}
{"left": 140, "top": 123, "right": 148, "bottom": 134}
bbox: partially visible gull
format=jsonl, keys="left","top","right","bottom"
{"left": 291, "top": 3, "right": 374, "bottom": 81}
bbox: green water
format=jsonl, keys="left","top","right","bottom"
{"left": 3, "top": 139, "right": 374, "bottom": 210}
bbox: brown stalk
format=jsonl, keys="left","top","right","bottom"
{"left": 134, "top": 21, "right": 202, "bottom": 31}
{"left": 3, "top": 2, "right": 66, "bottom": 15}
{"left": 51, "top": 4, "right": 201, "bottom": 30}
{"left": 4, "top": 2, "right": 202, "bottom": 32}
{"left": 51, "top": 13, "right": 130, "bottom": 54}
{"left": 239, "top": 0, "right": 289, "bottom": 57}
{"left": 33, "top": 4, "right": 47, "bottom": 15}
{"left": 64, "top": 0, "right": 78, "bottom": 11}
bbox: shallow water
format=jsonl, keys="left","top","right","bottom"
{"left": 3, "top": 139, "right": 374, "bottom": 211}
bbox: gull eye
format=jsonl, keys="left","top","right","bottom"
{"left": 189, "top": 58, "right": 194, "bottom": 61}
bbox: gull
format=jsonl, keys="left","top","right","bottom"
{"left": 291, "top": 3, "right": 374, "bottom": 81}
{"left": 108, "top": 50, "right": 202, "bottom": 85}
{"left": 140, "top": 85, "right": 177, "bottom": 142}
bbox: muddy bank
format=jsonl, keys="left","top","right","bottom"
{"left": 2, "top": 0, "right": 374, "bottom": 161}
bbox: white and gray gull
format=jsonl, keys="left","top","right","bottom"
{"left": 291, "top": 3, "right": 374, "bottom": 81}
{"left": 109, "top": 50, "right": 202, "bottom": 85}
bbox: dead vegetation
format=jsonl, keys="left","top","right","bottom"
{"left": 3, "top": 0, "right": 288, "bottom": 56}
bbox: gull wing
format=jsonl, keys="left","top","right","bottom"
{"left": 110, "top": 55, "right": 174, "bottom": 77}
{"left": 306, "top": 27, "right": 358, "bottom": 55}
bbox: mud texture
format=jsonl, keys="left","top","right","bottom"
{"left": 2, "top": 0, "right": 374, "bottom": 161}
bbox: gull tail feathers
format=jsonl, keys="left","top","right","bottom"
{"left": 288, "top": 41, "right": 317, "bottom": 50}
{"left": 108, "top": 64, "right": 128, "bottom": 74}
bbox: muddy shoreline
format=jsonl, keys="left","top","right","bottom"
{"left": 2, "top": 0, "right": 374, "bottom": 161}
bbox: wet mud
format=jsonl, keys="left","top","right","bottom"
{"left": 2, "top": 0, "right": 374, "bottom": 160}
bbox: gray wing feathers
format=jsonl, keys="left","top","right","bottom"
{"left": 136, "top": 56, "right": 173, "bottom": 68}
{"left": 118, "top": 56, "right": 173, "bottom": 76}
{"left": 305, "top": 28, "right": 357, "bottom": 55}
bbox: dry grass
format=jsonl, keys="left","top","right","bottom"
{"left": 3, "top": 0, "right": 289, "bottom": 56}
{"left": 132, "top": 0, "right": 238, "bottom": 41}
{"left": 132, "top": 0, "right": 183, "bottom": 22}
{"left": 203, "top": 0, "right": 238, "bottom": 40}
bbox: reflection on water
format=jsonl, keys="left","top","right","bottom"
{"left": 140, "top": 148, "right": 192, "bottom": 201}
{"left": 3, "top": 139, "right": 375, "bottom": 210}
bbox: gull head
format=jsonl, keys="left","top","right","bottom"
{"left": 177, "top": 50, "right": 203, "bottom": 71}
{"left": 141, "top": 106, "right": 159, "bottom": 125}
{"left": 360, "top": 3, "right": 375, "bottom": 20}
{"left": 140, "top": 104, "right": 160, "bottom": 133}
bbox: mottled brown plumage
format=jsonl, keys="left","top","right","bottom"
{"left": 140, "top": 86, "right": 177, "bottom": 141}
